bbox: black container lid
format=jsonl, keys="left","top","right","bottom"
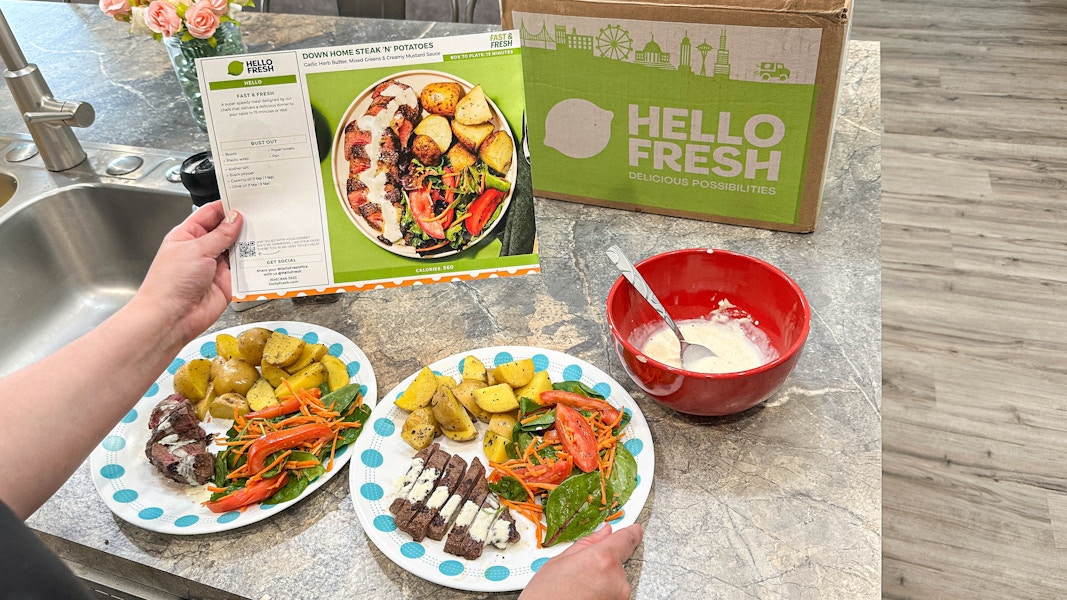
{"left": 180, "top": 151, "right": 220, "bottom": 207}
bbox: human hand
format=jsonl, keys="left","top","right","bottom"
{"left": 132, "top": 201, "right": 243, "bottom": 346}
{"left": 519, "top": 523, "right": 644, "bottom": 600}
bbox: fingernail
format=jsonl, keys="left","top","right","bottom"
{"left": 225, "top": 210, "right": 239, "bottom": 224}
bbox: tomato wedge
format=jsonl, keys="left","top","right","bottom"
{"left": 554, "top": 404, "right": 599, "bottom": 473}
{"left": 409, "top": 187, "right": 446, "bottom": 239}
{"left": 246, "top": 423, "right": 333, "bottom": 475}
{"left": 537, "top": 390, "right": 621, "bottom": 425}
{"left": 511, "top": 456, "right": 574, "bottom": 486}
{"left": 204, "top": 471, "right": 289, "bottom": 513}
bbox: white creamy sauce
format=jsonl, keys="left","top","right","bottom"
{"left": 438, "top": 494, "right": 463, "bottom": 520}
{"left": 636, "top": 299, "right": 779, "bottom": 374}
{"left": 487, "top": 518, "right": 513, "bottom": 549}
{"left": 394, "top": 458, "right": 424, "bottom": 496}
{"left": 468, "top": 506, "right": 499, "bottom": 543}
{"left": 406, "top": 467, "right": 440, "bottom": 501}
{"left": 355, "top": 83, "right": 417, "bottom": 244}
{"left": 426, "top": 486, "right": 451, "bottom": 511}
{"left": 453, "top": 500, "right": 480, "bottom": 529}
{"left": 174, "top": 455, "right": 200, "bottom": 485}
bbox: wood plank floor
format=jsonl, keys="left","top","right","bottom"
{"left": 852, "top": 0, "right": 1067, "bottom": 598}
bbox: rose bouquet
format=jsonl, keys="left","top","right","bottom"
{"left": 99, "top": 0, "right": 254, "bottom": 45}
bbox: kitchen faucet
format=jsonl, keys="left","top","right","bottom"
{"left": 0, "top": 8, "right": 94, "bottom": 172}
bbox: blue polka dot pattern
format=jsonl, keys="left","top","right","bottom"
{"left": 562, "top": 364, "right": 583, "bottom": 381}
{"left": 335, "top": 445, "right": 349, "bottom": 459}
{"left": 361, "top": 483, "right": 384, "bottom": 501}
{"left": 361, "top": 449, "right": 384, "bottom": 468}
{"left": 102, "top": 436, "right": 125, "bottom": 452}
{"left": 276, "top": 327, "right": 289, "bottom": 335}
{"left": 373, "top": 418, "right": 395, "bottom": 436}
{"left": 593, "top": 382, "right": 612, "bottom": 399}
{"left": 623, "top": 438, "right": 644, "bottom": 457}
{"left": 359, "top": 384, "right": 368, "bottom": 398}
{"left": 260, "top": 502, "right": 279, "bottom": 511}
{"left": 120, "top": 409, "right": 138, "bottom": 424}
{"left": 484, "top": 566, "right": 510, "bottom": 581}
{"left": 174, "top": 515, "right": 199, "bottom": 527}
{"left": 201, "top": 341, "right": 216, "bottom": 358}
{"left": 138, "top": 507, "right": 163, "bottom": 520}
{"left": 99, "top": 464, "right": 124, "bottom": 479}
{"left": 609, "top": 510, "right": 625, "bottom": 524}
{"left": 400, "top": 542, "right": 425, "bottom": 558}
{"left": 493, "top": 351, "right": 515, "bottom": 366}
{"left": 145, "top": 383, "right": 159, "bottom": 398}
{"left": 532, "top": 353, "right": 550, "bottom": 372}
{"left": 439, "top": 560, "right": 464, "bottom": 577}
{"left": 166, "top": 358, "right": 183, "bottom": 375}
{"left": 373, "top": 515, "right": 396, "bottom": 532}
{"left": 216, "top": 511, "right": 240, "bottom": 524}
{"left": 302, "top": 332, "right": 319, "bottom": 344}
{"left": 328, "top": 343, "right": 343, "bottom": 356}
{"left": 347, "top": 361, "right": 361, "bottom": 376}
{"left": 531, "top": 557, "right": 549, "bottom": 572}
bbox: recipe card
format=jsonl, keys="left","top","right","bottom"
{"left": 197, "top": 32, "right": 539, "bottom": 301}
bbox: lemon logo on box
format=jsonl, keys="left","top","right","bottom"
{"left": 544, "top": 98, "right": 614, "bottom": 159}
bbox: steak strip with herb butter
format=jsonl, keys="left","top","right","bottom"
{"left": 426, "top": 457, "right": 484, "bottom": 541}
{"left": 391, "top": 446, "right": 450, "bottom": 525}
{"left": 388, "top": 443, "right": 437, "bottom": 515}
{"left": 400, "top": 453, "right": 468, "bottom": 542}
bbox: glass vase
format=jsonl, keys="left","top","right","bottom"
{"left": 163, "top": 21, "right": 247, "bottom": 131}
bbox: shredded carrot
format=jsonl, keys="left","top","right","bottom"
{"left": 489, "top": 461, "right": 537, "bottom": 501}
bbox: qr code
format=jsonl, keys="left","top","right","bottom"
{"left": 237, "top": 241, "right": 256, "bottom": 258}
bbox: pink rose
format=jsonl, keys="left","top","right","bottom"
{"left": 145, "top": 0, "right": 182, "bottom": 38}
{"left": 99, "top": 0, "right": 131, "bottom": 18}
{"left": 203, "top": 0, "right": 229, "bottom": 16}
{"left": 184, "top": 1, "right": 221, "bottom": 39}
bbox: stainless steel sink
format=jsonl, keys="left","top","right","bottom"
{"left": 0, "top": 172, "right": 15, "bottom": 207}
{"left": 0, "top": 133, "right": 196, "bottom": 376}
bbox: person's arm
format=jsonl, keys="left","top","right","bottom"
{"left": 520, "top": 523, "right": 645, "bottom": 600}
{"left": 0, "top": 202, "right": 242, "bottom": 519}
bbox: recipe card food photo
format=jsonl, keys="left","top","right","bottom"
{"left": 197, "top": 32, "right": 539, "bottom": 301}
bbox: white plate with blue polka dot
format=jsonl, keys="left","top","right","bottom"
{"left": 348, "top": 346, "right": 654, "bottom": 592}
{"left": 89, "top": 321, "right": 377, "bottom": 535}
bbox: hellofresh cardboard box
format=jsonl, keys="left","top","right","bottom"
{"left": 501, "top": 0, "right": 852, "bottom": 232}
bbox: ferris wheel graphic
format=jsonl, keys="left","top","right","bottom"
{"left": 596, "top": 25, "right": 633, "bottom": 60}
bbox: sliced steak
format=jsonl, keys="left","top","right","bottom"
{"left": 389, "top": 443, "right": 438, "bottom": 515}
{"left": 443, "top": 476, "right": 489, "bottom": 556}
{"left": 145, "top": 395, "right": 214, "bottom": 486}
{"left": 392, "top": 446, "right": 450, "bottom": 526}
{"left": 402, "top": 453, "right": 468, "bottom": 541}
{"left": 426, "top": 458, "right": 485, "bottom": 541}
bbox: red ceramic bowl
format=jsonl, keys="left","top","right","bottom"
{"left": 606, "top": 248, "right": 810, "bottom": 416}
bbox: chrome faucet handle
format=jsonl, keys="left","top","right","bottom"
{"left": 24, "top": 100, "right": 95, "bottom": 128}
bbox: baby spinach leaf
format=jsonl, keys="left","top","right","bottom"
{"left": 543, "top": 471, "right": 613, "bottom": 546}
{"left": 552, "top": 381, "right": 606, "bottom": 400}
{"left": 607, "top": 443, "right": 638, "bottom": 508}
{"left": 266, "top": 473, "right": 310, "bottom": 505}
{"left": 488, "top": 476, "right": 528, "bottom": 502}
{"left": 517, "top": 397, "right": 555, "bottom": 432}
{"left": 321, "top": 384, "right": 363, "bottom": 412}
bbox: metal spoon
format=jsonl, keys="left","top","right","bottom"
{"left": 606, "top": 245, "right": 717, "bottom": 370}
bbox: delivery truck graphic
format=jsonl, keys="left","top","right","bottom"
{"left": 757, "top": 62, "right": 791, "bottom": 81}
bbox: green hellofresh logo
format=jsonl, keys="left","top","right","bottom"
{"left": 227, "top": 61, "right": 244, "bottom": 76}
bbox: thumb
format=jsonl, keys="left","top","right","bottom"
{"left": 557, "top": 524, "right": 614, "bottom": 558}
{"left": 600, "top": 523, "right": 644, "bottom": 563}
{"left": 198, "top": 209, "right": 243, "bottom": 258}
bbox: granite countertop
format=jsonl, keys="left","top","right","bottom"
{"left": 1, "top": 2, "right": 881, "bottom": 598}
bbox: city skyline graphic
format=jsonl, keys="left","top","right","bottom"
{"left": 519, "top": 20, "right": 742, "bottom": 80}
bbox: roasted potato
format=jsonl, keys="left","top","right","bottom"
{"left": 236, "top": 327, "right": 272, "bottom": 365}
{"left": 209, "top": 392, "right": 250, "bottom": 420}
{"left": 246, "top": 378, "right": 278, "bottom": 412}
{"left": 411, "top": 134, "right": 443, "bottom": 166}
{"left": 395, "top": 366, "right": 438, "bottom": 411}
{"left": 215, "top": 333, "right": 242, "bottom": 361}
{"left": 173, "top": 358, "right": 212, "bottom": 401}
{"left": 488, "top": 412, "right": 518, "bottom": 441}
{"left": 452, "top": 379, "right": 491, "bottom": 423}
{"left": 401, "top": 407, "right": 440, "bottom": 450}
{"left": 483, "top": 430, "right": 510, "bottom": 463}
{"left": 454, "top": 84, "right": 492, "bottom": 125}
{"left": 275, "top": 362, "right": 328, "bottom": 397}
{"left": 212, "top": 358, "right": 260, "bottom": 396}
{"left": 414, "top": 114, "right": 453, "bottom": 154}
{"left": 446, "top": 143, "right": 477, "bottom": 172}
{"left": 431, "top": 385, "right": 478, "bottom": 441}
{"left": 461, "top": 355, "right": 488, "bottom": 383}
{"left": 514, "top": 370, "right": 554, "bottom": 402}
{"left": 452, "top": 120, "right": 495, "bottom": 152}
{"left": 260, "top": 361, "right": 287, "bottom": 388}
{"left": 193, "top": 384, "right": 216, "bottom": 421}
{"left": 479, "top": 130, "right": 514, "bottom": 175}
{"left": 474, "top": 382, "right": 520, "bottom": 413}
{"left": 320, "top": 354, "right": 350, "bottom": 392}
{"left": 420, "top": 81, "right": 464, "bottom": 117}
{"left": 284, "top": 342, "right": 328, "bottom": 375}
{"left": 492, "top": 358, "right": 535, "bottom": 388}
{"left": 262, "top": 331, "right": 305, "bottom": 367}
